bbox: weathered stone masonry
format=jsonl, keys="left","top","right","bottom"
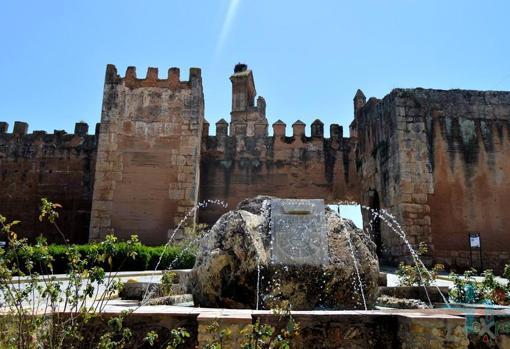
{"left": 351, "top": 88, "right": 510, "bottom": 271}
{"left": 0, "top": 121, "right": 96, "bottom": 243}
{"left": 89, "top": 65, "right": 204, "bottom": 244}
{"left": 199, "top": 64, "right": 360, "bottom": 224}
{"left": 1, "top": 63, "right": 509, "bottom": 271}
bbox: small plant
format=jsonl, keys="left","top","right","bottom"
{"left": 97, "top": 314, "right": 133, "bottom": 349}
{"left": 449, "top": 269, "right": 479, "bottom": 303}
{"left": 144, "top": 327, "right": 190, "bottom": 349}
{"left": 200, "top": 296, "right": 300, "bottom": 348}
{"left": 0, "top": 198, "right": 191, "bottom": 348}
{"left": 0, "top": 205, "right": 139, "bottom": 348}
{"left": 167, "top": 327, "right": 191, "bottom": 349}
{"left": 161, "top": 270, "right": 177, "bottom": 296}
{"left": 203, "top": 320, "right": 232, "bottom": 349}
{"left": 449, "top": 268, "right": 510, "bottom": 305}
{"left": 144, "top": 330, "right": 159, "bottom": 346}
{"left": 241, "top": 320, "right": 277, "bottom": 349}
{"left": 504, "top": 264, "right": 510, "bottom": 280}
{"left": 396, "top": 242, "right": 444, "bottom": 286}
{"left": 239, "top": 301, "right": 300, "bottom": 349}
{"left": 240, "top": 318, "right": 299, "bottom": 349}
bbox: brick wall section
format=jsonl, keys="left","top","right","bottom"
{"left": 0, "top": 122, "right": 97, "bottom": 243}
{"left": 89, "top": 65, "right": 204, "bottom": 244}
{"left": 419, "top": 89, "right": 510, "bottom": 272}
{"left": 198, "top": 120, "right": 361, "bottom": 224}
{"left": 72, "top": 308, "right": 475, "bottom": 348}
{"left": 398, "top": 315, "right": 469, "bottom": 349}
{"left": 351, "top": 92, "right": 405, "bottom": 262}
{"left": 355, "top": 88, "right": 510, "bottom": 271}
{"left": 199, "top": 64, "right": 360, "bottom": 223}
{"left": 194, "top": 311, "right": 468, "bottom": 348}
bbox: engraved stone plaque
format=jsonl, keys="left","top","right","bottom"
{"left": 270, "top": 199, "right": 328, "bottom": 265}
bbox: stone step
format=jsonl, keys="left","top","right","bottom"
{"left": 120, "top": 283, "right": 189, "bottom": 300}
{"left": 174, "top": 301, "right": 194, "bottom": 307}
{"left": 120, "top": 276, "right": 190, "bottom": 300}
{"left": 146, "top": 294, "right": 193, "bottom": 306}
{"left": 379, "top": 286, "right": 450, "bottom": 303}
{"left": 120, "top": 282, "right": 159, "bottom": 300}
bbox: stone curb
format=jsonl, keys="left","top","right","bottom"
{"left": 9, "top": 269, "right": 192, "bottom": 285}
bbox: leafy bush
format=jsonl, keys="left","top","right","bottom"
{"left": 202, "top": 301, "right": 301, "bottom": 349}
{"left": 396, "top": 242, "right": 444, "bottom": 287}
{"left": 0, "top": 198, "right": 192, "bottom": 348}
{"left": 160, "top": 271, "right": 177, "bottom": 296}
{"left": 12, "top": 242, "right": 195, "bottom": 275}
{"left": 449, "top": 268, "right": 510, "bottom": 305}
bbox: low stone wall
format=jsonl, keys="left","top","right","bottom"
{"left": 97, "top": 306, "right": 475, "bottom": 348}
{"left": 398, "top": 314, "right": 468, "bottom": 349}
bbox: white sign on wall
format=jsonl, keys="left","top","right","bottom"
{"left": 469, "top": 233, "right": 481, "bottom": 248}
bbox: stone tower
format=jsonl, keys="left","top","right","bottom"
{"left": 229, "top": 63, "right": 268, "bottom": 136}
{"left": 350, "top": 89, "right": 366, "bottom": 138}
{"left": 89, "top": 65, "right": 204, "bottom": 244}
{"left": 353, "top": 89, "right": 366, "bottom": 117}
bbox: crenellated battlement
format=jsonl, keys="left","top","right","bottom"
{"left": 104, "top": 64, "right": 201, "bottom": 89}
{"left": 0, "top": 121, "right": 98, "bottom": 159}
{"left": 203, "top": 118, "right": 346, "bottom": 141}
{"left": 200, "top": 118, "right": 356, "bottom": 184}
{"left": 0, "top": 121, "right": 98, "bottom": 137}
{"left": 0, "top": 122, "right": 97, "bottom": 244}
{"left": 199, "top": 117, "right": 361, "bottom": 225}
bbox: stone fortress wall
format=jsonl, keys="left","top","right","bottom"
{"left": 89, "top": 65, "right": 204, "bottom": 244}
{"left": 351, "top": 88, "right": 510, "bottom": 271}
{"left": 0, "top": 63, "right": 509, "bottom": 271}
{"left": 0, "top": 121, "right": 97, "bottom": 243}
{"left": 199, "top": 64, "right": 360, "bottom": 224}
{"left": 199, "top": 119, "right": 361, "bottom": 224}
{"left": 397, "top": 89, "right": 510, "bottom": 271}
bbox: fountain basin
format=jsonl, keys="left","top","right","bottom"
{"left": 92, "top": 302, "right": 493, "bottom": 348}
{"left": 190, "top": 196, "right": 379, "bottom": 310}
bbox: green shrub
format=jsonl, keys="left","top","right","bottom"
{"left": 0, "top": 198, "right": 194, "bottom": 348}
{"left": 14, "top": 242, "right": 195, "bottom": 275}
{"left": 147, "top": 245, "right": 196, "bottom": 270}
{"left": 449, "top": 268, "right": 510, "bottom": 305}
{"left": 161, "top": 271, "right": 177, "bottom": 296}
{"left": 396, "top": 242, "right": 444, "bottom": 287}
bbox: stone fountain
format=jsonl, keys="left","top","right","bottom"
{"left": 190, "top": 196, "right": 380, "bottom": 310}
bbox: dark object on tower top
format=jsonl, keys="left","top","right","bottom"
{"left": 234, "top": 63, "right": 248, "bottom": 73}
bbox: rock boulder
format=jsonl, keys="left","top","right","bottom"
{"left": 190, "top": 196, "right": 379, "bottom": 310}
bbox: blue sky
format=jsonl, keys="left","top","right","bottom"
{"left": 1, "top": 0, "right": 508, "bottom": 135}
{"left": 2, "top": 0, "right": 507, "bottom": 225}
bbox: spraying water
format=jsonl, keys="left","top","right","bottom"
{"left": 255, "top": 199, "right": 271, "bottom": 310}
{"left": 345, "top": 225, "right": 368, "bottom": 310}
{"left": 256, "top": 259, "right": 261, "bottom": 310}
{"left": 141, "top": 199, "right": 228, "bottom": 303}
{"left": 336, "top": 200, "right": 450, "bottom": 307}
